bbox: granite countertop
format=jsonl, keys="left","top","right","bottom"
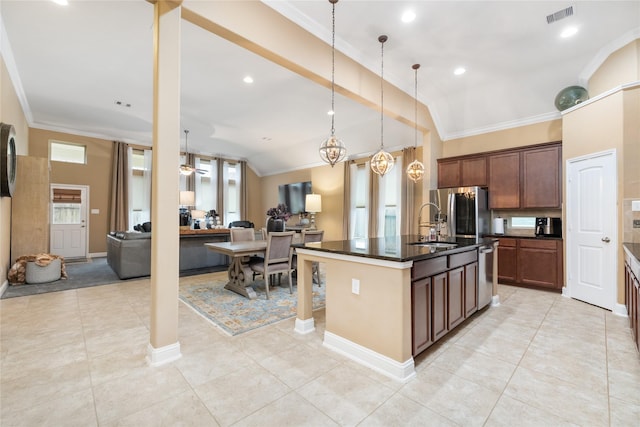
{"left": 623, "top": 243, "right": 640, "bottom": 263}
{"left": 484, "top": 233, "right": 563, "bottom": 241}
{"left": 295, "top": 235, "right": 497, "bottom": 263}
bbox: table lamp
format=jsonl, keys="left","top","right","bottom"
{"left": 305, "top": 193, "right": 322, "bottom": 230}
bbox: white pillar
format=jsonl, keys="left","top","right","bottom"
{"left": 147, "top": 0, "right": 182, "bottom": 366}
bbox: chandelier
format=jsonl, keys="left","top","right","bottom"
{"left": 370, "top": 35, "right": 394, "bottom": 177}
{"left": 406, "top": 63, "right": 425, "bottom": 182}
{"left": 319, "top": 0, "right": 346, "bottom": 167}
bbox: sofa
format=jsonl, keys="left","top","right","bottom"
{"left": 107, "top": 231, "right": 230, "bottom": 279}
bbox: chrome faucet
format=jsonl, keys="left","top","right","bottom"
{"left": 418, "top": 202, "right": 441, "bottom": 241}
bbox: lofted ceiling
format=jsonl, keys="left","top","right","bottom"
{"left": 1, "top": 1, "right": 639, "bottom": 176}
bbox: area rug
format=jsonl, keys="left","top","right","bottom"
{"left": 179, "top": 274, "right": 325, "bottom": 336}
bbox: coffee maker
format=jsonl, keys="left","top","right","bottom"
{"left": 535, "top": 217, "right": 562, "bottom": 237}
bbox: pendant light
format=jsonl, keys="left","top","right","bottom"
{"left": 370, "top": 35, "right": 394, "bottom": 177}
{"left": 406, "top": 63, "right": 425, "bottom": 182}
{"left": 319, "top": 0, "right": 346, "bottom": 167}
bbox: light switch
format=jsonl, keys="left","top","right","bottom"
{"left": 91, "top": 209, "right": 100, "bottom": 214}
{"left": 352, "top": 278, "right": 360, "bottom": 295}
{"left": 632, "top": 200, "right": 640, "bottom": 212}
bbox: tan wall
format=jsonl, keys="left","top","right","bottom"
{"left": 442, "top": 120, "right": 563, "bottom": 158}
{"left": 257, "top": 164, "right": 345, "bottom": 242}
{"left": 29, "top": 128, "right": 113, "bottom": 255}
{"left": 589, "top": 40, "right": 640, "bottom": 97}
{"left": 1, "top": 57, "right": 29, "bottom": 281}
{"left": 623, "top": 87, "right": 640, "bottom": 244}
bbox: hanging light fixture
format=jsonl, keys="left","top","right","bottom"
{"left": 406, "top": 63, "right": 425, "bottom": 182}
{"left": 370, "top": 35, "right": 394, "bottom": 177}
{"left": 319, "top": 0, "right": 346, "bottom": 167}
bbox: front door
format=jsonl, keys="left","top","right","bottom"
{"left": 50, "top": 184, "right": 88, "bottom": 259}
{"left": 566, "top": 150, "right": 617, "bottom": 310}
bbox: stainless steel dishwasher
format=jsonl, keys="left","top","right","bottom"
{"left": 478, "top": 242, "right": 495, "bottom": 309}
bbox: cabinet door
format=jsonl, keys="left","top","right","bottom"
{"left": 448, "top": 267, "right": 465, "bottom": 330}
{"left": 461, "top": 157, "right": 487, "bottom": 187}
{"left": 464, "top": 262, "right": 478, "bottom": 317}
{"left": 522, "top": 145, "right": 561, "bottom": 208}
{"left": 497, "top": 238, "right": 517, "bottom": 283}
{"left": 432, "top": 272, "right": 448, "bottom": 342}
{"left": 518, "top": 239, "right": 559, "bottom": 289}
{"left": 412, "top": 278, "right": 432, "bottom": 355}
{"left": 437, "top": 159, "right": 461, "bottom": 188}
{"left": 626, "top": 263, "right": 633, "bottom": 328}
{"left": 488, "top": 152, "right": 520, "bottom": 209}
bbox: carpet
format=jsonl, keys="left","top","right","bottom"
{"left": 179, "top": 273, "right": 325, "bottom": 336}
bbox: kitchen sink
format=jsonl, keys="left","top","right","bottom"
{"left": 409, "top": 242, "right": 458, "bottom": 249}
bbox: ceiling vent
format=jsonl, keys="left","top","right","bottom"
{"left": 547, "top": 6, "right": 574, "bottom": 24}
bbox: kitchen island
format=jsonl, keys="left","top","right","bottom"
{"left": 294, "top": 235, "right": 497, "bottom": 382}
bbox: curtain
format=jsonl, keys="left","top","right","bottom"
{"left": 216, "top": 158, "right": 224, "bottom": 223}
{"left": 342, "top": 161, "right": 351, "bottom": 240}
{"left": 239, "top": 160, "right": 248, "bottom": 220}
{"left": 402, "top": 147, "right": 415, "bottom": 235}
{"left": 186, "top": 152, "right": 195, "bottom": 192}
{"left": 368, "top": 164, "right": 379, "bottom": 238}
{"left": 109, "top": 141, "right": 129, "bottom": 232}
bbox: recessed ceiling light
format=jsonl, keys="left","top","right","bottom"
{"left": 560, "top": 26, "right": 578, "bottom": 38}
{"left": 454, "top": 67, "right": 466, "bottom": 76}
{"left": 401, "top": 10, "right": 416, "bottom": 23}
{"left": 243, "top": 76, "right": 254, "bottom": 84}
{"left": 327, "top": 110, "right": 335, "bottom": 116}
{"left": 51, "top": 0, "right": 68, "bottom": 5}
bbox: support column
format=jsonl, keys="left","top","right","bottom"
{"left": 147, "top": 0, "right": 182, "bottom": 366}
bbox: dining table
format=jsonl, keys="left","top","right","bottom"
{"left": 204, "top": 240, "right": 268, "bottom": 299}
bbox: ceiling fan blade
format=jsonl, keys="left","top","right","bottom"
{"left": 195, "top": 169, "right": 207, "bottom": 174}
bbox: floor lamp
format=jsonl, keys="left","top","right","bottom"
{"left": 305, "top": 194, "right": 322, "bottom": 230}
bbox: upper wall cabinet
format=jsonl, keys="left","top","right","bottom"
{"left": 437, "top": 156, "right": 487, "bottom": 188}
{"left": 437, "top": 142, "right": 562, "bottom": 209}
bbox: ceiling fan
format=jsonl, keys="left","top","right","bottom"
{"left": 179, "top": 129, "right": 206, "bottom": 175}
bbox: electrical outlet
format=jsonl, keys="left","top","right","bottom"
{"left": 633, "top": 219, "right": 640, "bottom": 228}
{"left": 352, "top": 278, "right": 360, "bottom": 295}
{"left": 632, "top": 200, "right": 640, "bottom": 211}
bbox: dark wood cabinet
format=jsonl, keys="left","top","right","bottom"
{"left": 437, "top": 159, "right": 461, "bottom": 189}
{"left": 411, "top": 277, "right": 433, "bottom": 355}
{"left": 437, "top": 156, "right": 487, "bottom": 188}
{"left": 488, "top": 152, "right": 520, "bottom": 209}
{"left": 497, "top": 238, "right": 518, "bottom": 283}
{"left": 624, "top": 251, "right": 640, "bottom": 353}
{"left": 498, "top": 237, "right": 563, "bottom": 290}
{"left": 448, "top": 267, "right": 465, "bottom": 329}
{"left": 411, "top": 249, "right": 479, "bottom": 356}
{"left": 432, "top": 272, "right": 448, "bottom": 342}
{"left": 464, "top": 262, "right": 479, "bottom": 317}
{"left": 522, "top": 145, "right": 561, "bottom": 208}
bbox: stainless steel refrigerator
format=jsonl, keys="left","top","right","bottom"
{"left": 428, "top": 187, "right": 490, "bottom": 239}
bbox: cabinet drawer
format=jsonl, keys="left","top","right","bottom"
{"left": 449, "top": 249, "right": 478, "bottom": 269}
{"left": 412, "top": 256, "right": 448, "bottom": 280}
{"left": 519, "top": 239, "right": 558, "bottom": 250}
{"left": 498, "top": 238, "right": 517, "bottom": 247}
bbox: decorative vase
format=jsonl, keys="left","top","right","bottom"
{"left": 266, "top": 217, "right": 285, "bottom": 233}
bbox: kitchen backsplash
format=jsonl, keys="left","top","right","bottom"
{"left": 491, "top": 209, "right": 562, "bottom": 237}
{"left": 623, "top": 199, "right": 640, "bottom": 244}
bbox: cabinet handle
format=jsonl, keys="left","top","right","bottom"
{"left": 602, "top": 237, "right": 610, "bottom": 243}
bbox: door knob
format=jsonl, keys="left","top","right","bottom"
{"left": 601, "top": 237, "right": 610, "bottom": 243}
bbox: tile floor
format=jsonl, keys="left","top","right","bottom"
{"left": 1, "top": 272, "right": 640, "bottom": 426}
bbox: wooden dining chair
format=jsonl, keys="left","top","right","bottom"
{"left": 294, "top": 229, "right": 324, "bottom": 285}
{"left": 250, "top": 231, "right": 295, "bottom": 299}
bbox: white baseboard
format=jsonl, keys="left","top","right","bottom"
{"left": 613, "top": 303, "right": 628, "bottom": 317}
{"left": 562, "top": 286, "right": 571, "bottom": 298}
{"left": 323, "top": 331, "right": 416, "bottom": 383}
{"left": 0, "top": 279, "right": 7, "bottom": 297}
{"left": 89, "top": 252, "right": 107, "bottom": 258}
{"left": 146, "top": 342, "right": 181, "bottom": 367}
{"left": 294, "top": 317, "right": 315, "bottom": 334}
{"left": 491, "top": 295, "right": 500, "bottom": 307}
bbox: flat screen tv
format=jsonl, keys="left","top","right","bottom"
{"left": 278, "top": 181, "right": 312, "bottom": 214}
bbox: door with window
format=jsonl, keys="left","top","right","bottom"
{"left": 50, "top": 185, "right": 88, "bottom": 259}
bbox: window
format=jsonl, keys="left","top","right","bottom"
{"left": 50, "top": 141, "right": 86, "bottom": 164}
{"left": 377, "top": 155, "right": 402, "bottom": 238}
{"left": 349, "top": 162, "right": 369, "bottom": 239}
{"left": 129, "top": 148, "right": 151, "bottom": 228}
{"left": 52, "top": 188, "right": 82, "bottom": 224}
{"left": 194, "top": 157, "right": 217, "bottom": 212}
{"left": 223, "top": 161, "right": 240, "bottom": 225}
